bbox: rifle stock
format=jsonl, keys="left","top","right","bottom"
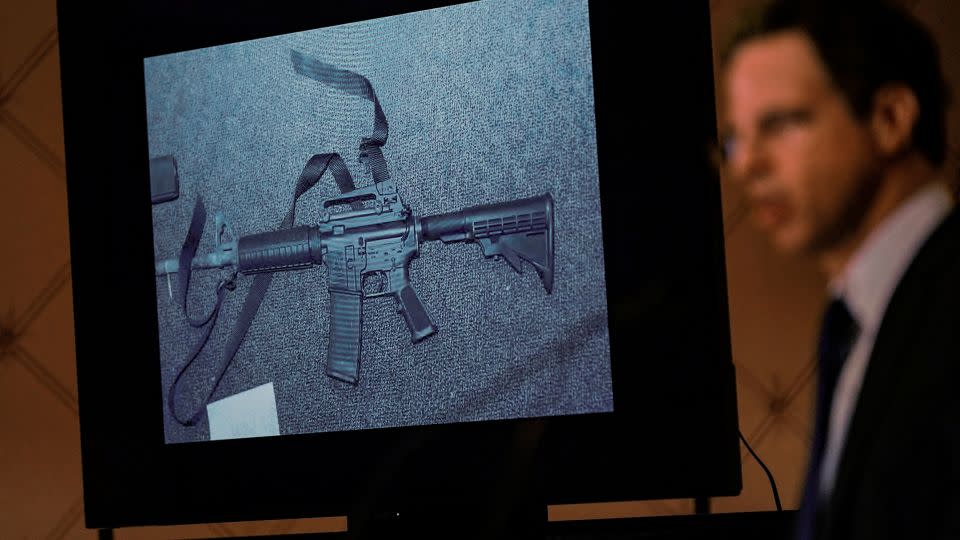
{"left": 418, "top": 193, "right": 554, "bottom": 293}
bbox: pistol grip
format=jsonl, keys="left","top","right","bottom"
{"left": 395, "top": 284, "right": 436, "bottom": 342}
{"left": 326, "top": 290, "right": 363, "bottom": 384}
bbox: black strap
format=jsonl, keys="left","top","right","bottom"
{"left": 291, "top": 50, "right": 390, "bottom": 184}
{"left": 169, "top": 54, "right": 390, "bottom": 427}
{"left": 177, "top": 197, "right": 230, "bottom": 328}
{"left": 170, "top": 154, "right": 354, "bottom": 426}
{"left": 167, "top": 279, "right": 233, "bottom": 426}
{"left": 168, "top": 196, "right": 237, "bottom": 426}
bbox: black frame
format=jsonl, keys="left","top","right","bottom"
{"left": 58, "top": 0, "right": 740, "bottom": 528}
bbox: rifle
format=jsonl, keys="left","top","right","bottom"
{"left": 155, "top": 182, "right": 554, "bottom": 385}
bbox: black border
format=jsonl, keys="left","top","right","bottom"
{"left": 58, "top": 0, "right": 741, "bottom": 528}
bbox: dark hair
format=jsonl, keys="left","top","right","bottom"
{"left": 720, "top": 0, "right": 950, "bottom": 166}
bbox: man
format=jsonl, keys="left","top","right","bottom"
{"left": 720, "top": 1, "right": 957, "bottom": 539}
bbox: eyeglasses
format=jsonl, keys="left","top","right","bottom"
{"left": 711, "top": 107, "right": 815, "bottom": 171}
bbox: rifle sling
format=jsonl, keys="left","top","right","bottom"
{"left": 169, "top": 54, "right": 389, "bottom": 428}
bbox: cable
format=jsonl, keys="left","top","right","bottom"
{"left": 739, "top": 430, "right": 783, "bottom": 511}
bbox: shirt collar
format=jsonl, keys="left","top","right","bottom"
{"left": 829, "top": 180, "right": 955, "bottom": 334}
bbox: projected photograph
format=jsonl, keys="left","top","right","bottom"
{"left": 145, "top": 0, "right": 612, "bottom": 444}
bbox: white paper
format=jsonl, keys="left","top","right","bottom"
{"left": 207, "top": 382, "right": 280, "bottom": 441}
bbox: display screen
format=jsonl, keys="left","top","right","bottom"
{"left": 61, "top": 0, "right": 740, "bottom": 527}
{"left": 144, "top": 0, "right": 613, "bottom": 443}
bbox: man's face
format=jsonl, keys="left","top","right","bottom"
{"left": 722, "top": 31, "right": 881, "bottom": 256}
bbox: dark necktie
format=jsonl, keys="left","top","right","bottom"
{"left": 796, "top": 297, "right": 859, "bottom": 540}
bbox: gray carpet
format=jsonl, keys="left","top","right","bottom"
{"left": 145, "top": 0, "right": 612, "bottom": 444}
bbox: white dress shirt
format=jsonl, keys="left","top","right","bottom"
{"left": 819, "top": 180, "right": 955, "bottom": 499}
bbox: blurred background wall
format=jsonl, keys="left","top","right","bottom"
{"left": 1, "top": 0, "right": 957, "bottom": 537}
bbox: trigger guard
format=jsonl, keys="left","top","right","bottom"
{"left": 361, "top": 271, "right": 388, "bottom": 296}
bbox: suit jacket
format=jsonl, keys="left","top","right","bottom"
{"left": 819, "top": 206, "right": 960, "bottom": 539}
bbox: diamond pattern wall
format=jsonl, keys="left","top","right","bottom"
{"left": 1, "top": 0, "right": 957, "bottom": 536}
